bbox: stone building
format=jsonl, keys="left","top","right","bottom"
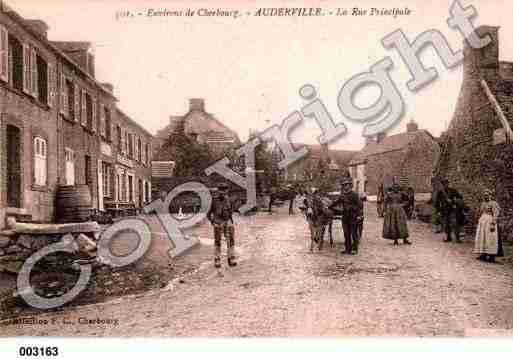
{"left": 154, "top": 98, "right": 241, "bottom": 160}
{"left": 436, "top": 25, "right": 513, "bottom": 220}
{"left": 348, "top": 121, "right": 440, "bottom": 200}
{"left": 101, "top": 108, "right": 153, "bottom": 215}
{"left": 0, "top": 4, "right": 153, "bottom": 227}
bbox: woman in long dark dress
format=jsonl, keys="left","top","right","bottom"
{"left": 382, "top": 183, "right": 411, "bottom": 245}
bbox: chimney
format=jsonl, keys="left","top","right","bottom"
{"left": 406, "top": 120, "right": 419, "bottom": 133}
{"left": 87, "top": 51, "right": 95, "bottom": 78}
{"left": 376, "top": 132, "right": 386, "bottom": 144}
{"left": 51, "top": 41, "right": 94, "bottom": 78}
{"left": 464, "top": 25, "right": 499, "bottom": 74}
{"left": 189, "top": 98, "right": 205, "bottom": 112}
{"left": 25, "top": 19, "right": 49, "bottom": 39}
{"left": 101, "top": 82, "right": 114, "bottom": 94}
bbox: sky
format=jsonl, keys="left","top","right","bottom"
{"left": 10, "top": 0, "right": 513, "bottom": 150}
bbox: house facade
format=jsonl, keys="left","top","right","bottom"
{"left": 436, "top": 25, "right": 513, "bottom": 219}
{"left": 154, "top": 98, "right": 241, "bottom": 160}
{"left": 349, "top": 121, "right": 440, "bottom": 200}
{"left": 0, "top": 4, "right": 152, "bottom": 228}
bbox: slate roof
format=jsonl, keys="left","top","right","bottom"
{"left": 50, "top": 41, "right": 91, "bottom": 52}
{"left": 349, "top": 130, "right": 433, "bottom": 165}
{"left": 289, "top": 143, "right": 356, "bottom": 165}
{"left": 156, "top": 111, "right": 240, "bottom": 144}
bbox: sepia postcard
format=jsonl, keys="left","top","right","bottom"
{"left": 1, "top": 0, "right": 513, "bottom": 355}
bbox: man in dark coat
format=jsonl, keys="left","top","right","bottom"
{"left": 207, "top": 183, "right": 238, "bottom": 268}
{"left": 435, "top": 179, "right": 465, "bottom": 242}
{"left": 329, "top": 177, "right": 364, "bottom": 255}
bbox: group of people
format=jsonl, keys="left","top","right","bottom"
{"left": 206, "top": 177, "right": 504, "bottom": 268}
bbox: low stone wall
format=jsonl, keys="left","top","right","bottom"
{"left": 0, "top": 232, "right": 62, "bottom": 274}
{"left": 0, "top": 221, "right": 100, "bottom": 275}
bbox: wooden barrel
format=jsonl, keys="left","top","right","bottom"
{"left": 56, "top": 185, "right": 92, "bottom": 223}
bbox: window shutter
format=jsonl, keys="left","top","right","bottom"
{"left": 47, "top": 63, "right": 54, "bottom": 107}
{"left": 74, "top": 83, "right": 80, "bottom": 122}
{"left": 141, "top": 141, "right": 145, "bottom": 165}
{"left": 100, "top": 104, "right": 106, "bottom": 137}
{"left": 91, "top": 97, "right": 97, "bottom": 133}
{"left": 60, "top": 72, "right": 67, "bottom": 116}
{"left": 81, "top": 90, "right": 87, "bottom": 126}
{"left": 135, "top": 136, "right": 139, "bottom": 162}
{"left": 30, "top": 48, "right": 38, "bottom": 97}
{"left": 22, "top": 43, "right": 31, "bottom": 93}
{"left": 0, "top": 25, "right": 8, "bottom": 82}
{"left": 121, "top": 128, "right": 126, "bottom": 154}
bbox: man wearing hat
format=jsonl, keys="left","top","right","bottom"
{"left": 435, "top": 179, "right": 465, "bottom": 242}
{"left": 207, "top": 182, "right": 238, "bottom": 268}
{"left": 329, "top": 176, "right": 364, "bottom": 254}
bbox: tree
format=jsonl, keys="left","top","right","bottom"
{"left": 155, "top": 119, "right": 215, "bottom": 178}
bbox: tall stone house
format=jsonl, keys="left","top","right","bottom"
{"left": 436, "top": 25, "right": 513, "bottom": 220}
{"left": 348, "top": 121, "right": 440, "bottom": 200}
{"left": 153, "top": 98, "right": 241, "bottom": 160}
{"left": 0, "top": 4, "right": 153, "bottom": 228}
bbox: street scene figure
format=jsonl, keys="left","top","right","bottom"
{"left": 435, "top": 179, "right": 466, "bottom": 243}
{"left": 376, "top": 183, "right": 385, "bottom": 218}
{"left": 207, "top": 183, "right": 237, "bottom": 268}
{"left": 296, "top": 189, "right": 307, "bottom": 215}
{"left": 382, "top": 182, "right": 411, "bottom": 245}
{"left": 404, "top": 186, "right": 416, "bottom": 219}
{"left": 329, "top": 177, "right": 363, "bottom": 255}
{"left": 288, "top": 186, "right": 296, "bottom": 215}
{"left": 474, "top": 189, "right": 501, "bottom": 263}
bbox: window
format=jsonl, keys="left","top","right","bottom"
{"left": 65, "top": 148, "right": 75, "bottom": 185}
{"left": 36, "top": 55, "right": 48, "bottom": 104}
{"left": 127, "top": 132, "right": 134, "bottom": 158}
{"left": 33, "top": 137, "right": 47, "bottom": 186}
{"left": 8, "top": 35, "right": 23, "bottom": 91}
{"left": 0, "top": 25, "right": 8, "bottom": 82}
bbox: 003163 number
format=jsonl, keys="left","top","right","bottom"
{"left": 19, "top": 347, "right": 59, "bottom": 356}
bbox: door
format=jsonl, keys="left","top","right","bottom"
{"left": 128, "top": 175, "right": 133, "bottom": 203}
{"left": 65, "top": 148, "right": 75, "bottom": 185}
{"left": 6, "top": 125, "right": 22, "bottom": 208}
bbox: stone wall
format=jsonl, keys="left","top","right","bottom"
{"left": 437, "top": 25, "right": 513, "bottom": 224}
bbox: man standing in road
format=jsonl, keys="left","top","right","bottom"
{"left": 207, "top": 182, "right": 238, "bottom": 268}
{"left": 436, "top": 179, "right": 465, "bottom": 243}
{"left": 329, "top": 176, "right": 363, "bottom": 255}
